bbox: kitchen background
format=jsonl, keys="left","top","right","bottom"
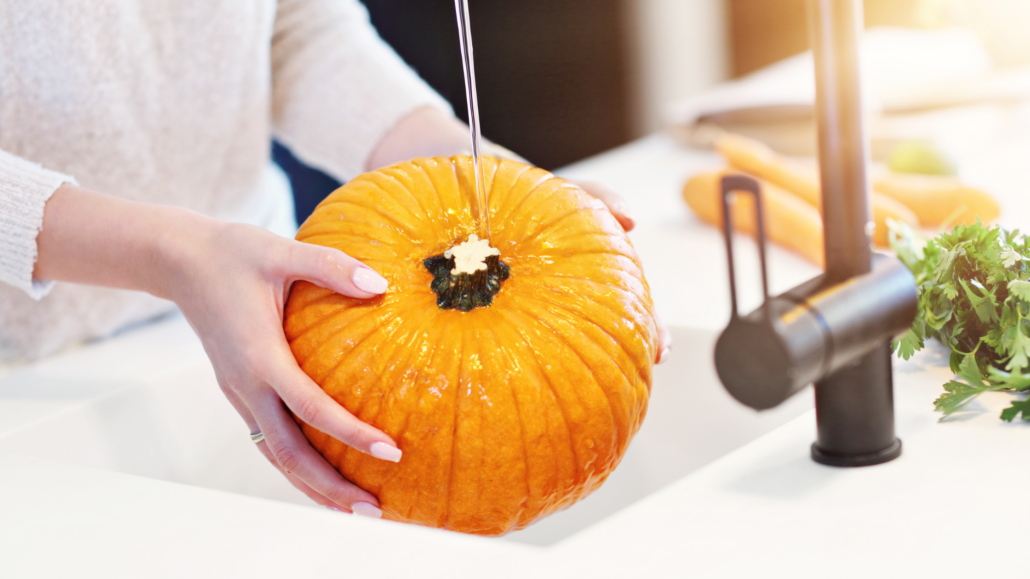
{"left": 277, "top": 0, "right": 1030, "bottom": 223}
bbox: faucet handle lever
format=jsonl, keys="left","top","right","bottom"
{"left": 720, "top": 175, "right": 770, "bottom": 319}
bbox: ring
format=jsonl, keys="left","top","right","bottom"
{"left": 250, "top": 431, "right": 265, "bottom": 444}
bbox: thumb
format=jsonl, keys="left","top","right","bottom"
{"left": 288, "top": 241, "right": 388, "bottom": 298}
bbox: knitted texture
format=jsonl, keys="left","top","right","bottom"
{"left": 0, "top": 0, "right": 451, "bottom": 361}
{"left": 0, "top": 150, "right": 75, "bottom": 299}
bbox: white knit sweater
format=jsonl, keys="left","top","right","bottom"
{"left": 0, "top": 0, "right": 451, "bottom": 361}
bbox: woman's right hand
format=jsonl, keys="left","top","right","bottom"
{"left": 167, "top": 220, "right": 402, "bottom": 516}
{"left": 36, "top": 185, "right": 397, "bottom": 516}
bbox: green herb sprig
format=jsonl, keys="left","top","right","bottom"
{"left": 889, "top": 218, "right": 1030, "bottom": 421}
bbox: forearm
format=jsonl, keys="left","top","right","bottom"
{"left": 33, "top": 183, "right": 215, "bottom": 300}
{"left": 365, "top": 106, "right": 526, "bottom": 172}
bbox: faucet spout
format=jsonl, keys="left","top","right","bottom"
{"left": 712, "top": 0, "right": 918, "bottom": 467}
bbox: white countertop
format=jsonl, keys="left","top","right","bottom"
{"left": 2, "top": 133, "right": 1029, "bottom": 578}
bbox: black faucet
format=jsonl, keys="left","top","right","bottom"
{"left": 713, "top": 0, "right": 918, "bottom": 467}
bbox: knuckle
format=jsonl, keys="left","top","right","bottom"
{"left": 220, "top": 372, "right": 247, "bottom": 396}
{"left": 273, "top": 444, "right": 301, "bottom": 473}
{"left": 322, "top": 484, "right": 362, "bottom": 507}
{"left": 293, "top": 395, "right": 324, "bottom": 427}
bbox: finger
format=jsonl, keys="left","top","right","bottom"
{"left": 254, "top": 439, "right": 351, "bottom": 512}
{"left": 253, "top": 395, "right": 383, "bottom": 515}
{"left": 285, "top": 241, "right": 389, "bottom": 298}
{"left": 575, "top": 180, "right": 636, "bottom": 232}
{"left": 213, "top": 366, "right": 262, "bottom": 432}
{"left": 259, "top": 346, "right": 403, "bottom": 463}
{"left": 655, "top": 316, "right": 672, "bottom": 365}
{"left": 216, "top": 369, "right": 347, "bottom": 509}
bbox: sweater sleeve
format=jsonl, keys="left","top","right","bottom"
{"left": 271, "top": 0, "right": 454, "bottom": 182}
{"left": 0, "top": 149, "right": 76, "bottom": 300}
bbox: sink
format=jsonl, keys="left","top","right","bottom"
{"left": 0, "top": 320, "right": 811, "bottom": 545}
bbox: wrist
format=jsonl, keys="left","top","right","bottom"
{"left": 148, "top": 208, "right": 224, "bottom": 302}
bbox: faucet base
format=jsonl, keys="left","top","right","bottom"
{"left": 811, "top": 438, "right": 902, "bottom": 467}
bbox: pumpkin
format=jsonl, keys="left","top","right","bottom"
{"left": 283, "top": 156, "right": 658, "bottom": 535}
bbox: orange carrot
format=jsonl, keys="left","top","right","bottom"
{"left": 683, "top": 169, "right": 825, "bottom": 268}
{"left": 872, "top": 173, "right": 1000, "bottom": 227}
{"left": 714, "top": 132, "right": 920, "bottom": 248}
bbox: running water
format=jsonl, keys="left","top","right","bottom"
{"left": 454, "top": 0, "right": 490, "bottom": 240}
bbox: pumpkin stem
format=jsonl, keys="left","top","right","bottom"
{"left": 425, "top": 235, "right": 509, "bottom": 311}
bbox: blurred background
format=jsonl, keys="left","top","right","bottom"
{"left": 279, "top": 0, "right": 1030, "bottom": 223}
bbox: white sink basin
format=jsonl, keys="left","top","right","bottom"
{"left": 0, "top": 318, "right": 811, "bottom": 544}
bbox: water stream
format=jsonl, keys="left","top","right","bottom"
{"left": 454, "top": 0, "right": 491, "bottom": 240}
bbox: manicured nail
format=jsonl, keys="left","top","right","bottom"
{"left": 352, "top": 267, "right": 389, "bottom": 294}
{"left": 326, "top": 505, "right": 347, "bottom": 513}
{"left": 613, "top": 201, "right": 636, "bottom": 223}
{"left": 657, "top": 347, "right": 671, "bottom": 365}
{"left": 352, "top": 502, "right": 383, "bottom": 519}
{"left": 370, "top": 441, "right": 402, "bottom": 463}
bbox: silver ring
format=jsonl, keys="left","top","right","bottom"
{"left": 250, "top": 431, "right": 265, "bottom": 444}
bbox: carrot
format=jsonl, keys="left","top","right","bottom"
{"left": 683, "top": 169, "right": 825, "bottom": 268}
{"left": 713, "top": 132, "right": 920, "bottom": 248}
{"left": 872, "top": 173, "right": 1000, "bottom": 227}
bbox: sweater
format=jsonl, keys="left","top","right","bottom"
{"left": 0, "top": 0, "right": 451, "bottom": 361}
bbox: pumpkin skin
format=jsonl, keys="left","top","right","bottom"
{"left": 283, "top": 156, "right": 657, "bottom": 535}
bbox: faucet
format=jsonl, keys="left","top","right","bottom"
{"left": 713, "top": 0, "right": 918, "bottom": 467}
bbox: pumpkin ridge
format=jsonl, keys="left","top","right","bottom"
{"left": 407, "top": 159, "right": 460, "bottom": 224}
{"left": 489, "top": 314, "right": 572, "bottom": 526}
{"left": 369, "top": 168, "right": 434, "bottom": 224}
{"left": 288, "top": 300, "right": 394, "bottom": 369}
{"left": 282, "top": 284, "right": 342, "bottom": 344}
{"left": 289, "top": 309, "right": 377, "bottom": 373}
{"left": 347, "top": 308, "right": 437, "bottom": 421}
{"left": 335, "top": 309, "right": 443, "bottom": 491}
{"left": 347, "top": 173, "right": 431, "bottom": 228}
{"left": 517, "top": 204, "right": 591, "bottom": 243}
{"left": 299, "top": 230, "right": 401, "bottom": 249}
{"left": 448, "top": 157, "right": 502, "bottom": 240}
{"left": 484, "top": 323, "right": 533, "bottom": 526}
{"left": 483, "top": 162, "right": 535, "bottom": 225}
{"left": 315, "top": 307, "right": 424, "bottom": 433}
{"left": 515, "top": 300, "right": 625, "bottom": 464}
{"left": 490, "top": 170, "right": 559, "bottom": 233}
{"left": 355, "top": 306, "right": 439, "bottom": 430}
{"left": 493, "top": 306, "right": 584, "bottom": 492}
{"left": 443, "top": 317, "right": 466, "bottom": 531}
{"left": 529, "top": 273, "right": 650, "bottom": 310}
{"left": 415, "top": 158, "right": 482, "bottom": 245}
{"left": 517, "top": 291, "right": 653, "bottom": 389}
{"left": 524, "top": 234, "right": 635, "bottom": 251}
{"left": 372, "top": 310, "right": 462, "bottom": 525}
{"left": 354, "top": 305, "right": 444, "bottom": 500}
{"left": 500, "top": 176, "right": 566, "bottom": 240}
{"left": 310, "top": 198, "right": 419, "bottom": 241}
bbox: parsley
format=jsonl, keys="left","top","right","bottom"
{"left": 889, "top": 218, "right": 1030, "bottom": 421}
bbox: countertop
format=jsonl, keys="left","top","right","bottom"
{"left": 3, "top": 132, "right": 1029, "bottom": 577}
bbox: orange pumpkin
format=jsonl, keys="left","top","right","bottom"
{"left": 283, "top": 156, "right": 658, "bottom": 535}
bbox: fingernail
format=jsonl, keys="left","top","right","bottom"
{"left": 613, "top": 201, "right": 636, "bottom": 223}
{"left": 370, "top": 441, "right": 402, "bottom": 463}
{"left": 657, "top": 347, "right": 671, "bottom": 365}
{"left": 352, "top": 501, "right": 383, "bottom": 519}
{"left": 352, "top": 268, "right": 389, "bottom": 294}
{"left": 326, "top": 505, "right": 347, "bottom": 513}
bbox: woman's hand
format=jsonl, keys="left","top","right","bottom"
{"left": 36, "top": 185, "right": 398, "bottom": 516}
{"left": 168, "top": 221, "right": 401, "bottom": 516}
